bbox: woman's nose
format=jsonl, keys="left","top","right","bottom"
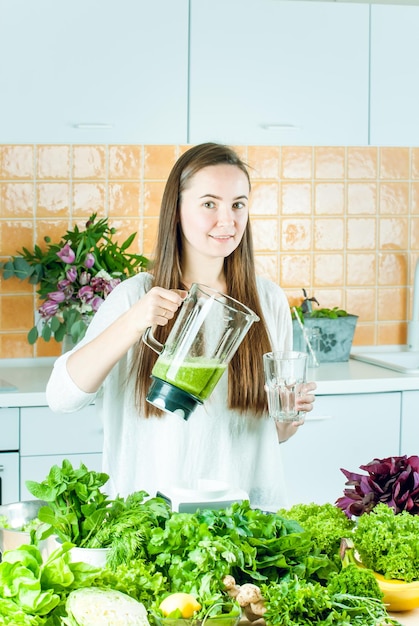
{"left": 217, "top": 207, "right": 235, "bottom": 226}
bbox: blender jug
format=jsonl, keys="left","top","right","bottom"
{"left": 142, "top": 283, "right": 259, "bottom": 419}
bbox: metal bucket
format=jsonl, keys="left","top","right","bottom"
{"left": 0, "top": 500, "right": 46, "bottom": 557}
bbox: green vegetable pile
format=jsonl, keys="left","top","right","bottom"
{"left": 353, "top": 503, "right": 419, "bottom": 582}
{"left": 262, "top": 576, "right": 393, "bottom": 626}
{"left": 0, "top": 460, "right": 405, "bottom": 625}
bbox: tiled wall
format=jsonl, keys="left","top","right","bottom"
{"left": 1, "top": 143, "right": 419, "bottom": 359}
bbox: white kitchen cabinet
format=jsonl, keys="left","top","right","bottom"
{"left": 20, "top": 404, "right": 103, "bottom": 501}
{"left": 400, "top": 390, "right": 419, "bottom": 457}
{"left": 370, "top": 5, "right": 419, "bottom": 146}
{"left": 0, "top": 408, "right": 19, "bottom": 452}
{"left": 0, "top": 453, "right": 19, "bottom": 505}
{"left": 0, "top": 408, "right": 19, "bottom": 505}
{"left": 281, "top": 392, "right": 401, "bottom": 507}
{"left": 0, "top": 0, "right": 188, "bottom": 143}
{"left": 189, "top": 0, "right": 369, "bottom": 146}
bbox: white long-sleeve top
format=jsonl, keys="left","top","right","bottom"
{"left": 46, "top": 273, "right": 293, "bottom": 511}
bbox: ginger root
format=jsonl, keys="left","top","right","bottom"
{"left": 222, "top": 576, "right": 266, "bottom": 622}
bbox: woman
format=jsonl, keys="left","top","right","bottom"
{"left": 46, "top": 143, "right": 316, "bottom": 511}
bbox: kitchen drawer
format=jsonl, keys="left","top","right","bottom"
{"left": 281, "top": 391, "right": 401, "bottom": 506}
{"left": 0, "top": 408, "right": 19, "bottom": 451}
{"left": 20, "top": 405, "right": 103, "bottom": 456}
{"left": 20, "top": 453, "right": 103, "bottom": 501}
{"left": 0, "top": 452, "right": 19, "bottom": 505}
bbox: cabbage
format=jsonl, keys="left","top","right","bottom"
{"left": 64, "top": 587, "right": 151, "bottom": 626}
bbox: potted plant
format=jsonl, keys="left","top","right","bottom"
{"left": 26, "top": 459, "right": 171, "bottom": 569}
{"left": 291, "top": 289, "right": 358, "bottom": 363}
{"left": 0, "top": 214, "right": 148, "bottom": 346}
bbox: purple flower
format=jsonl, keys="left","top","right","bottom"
{"left": 106, "top": 277, "right": 121, "bottom": 294}
{"left": 57, "top": 243, "right": 76, "bottom": 264}
{"left": 84, "top": 253, "right": 95, "bottom": 269}
{"left": 39, "top": 299, "right": 59, "bottom": 320}
{"left": 78, "top": 285, "right": 94, "bottom": 303}
{"left": 79, "top": 271, "right": 91, "bottom": 286}
{"left": 48, "top": 290, "right": 66, "bottom": 303}
{"left": 91, "top": 295, "right": 104, "bottom": 312}
{"left": 66, "top": 266, "right": 77, "bottom": 282}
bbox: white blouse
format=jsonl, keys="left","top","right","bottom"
{"left": 46, "top": 273, "right": 293, "bottom": 511}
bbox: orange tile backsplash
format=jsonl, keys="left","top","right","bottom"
{"left": 1, "top": 143, "right": 419, "bottom": 359}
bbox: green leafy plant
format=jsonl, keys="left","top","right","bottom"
{"left": 26, "top": 459, "right": 112, "bottom": 548}
{"left": 0, "top": 213, "right": 148, "bottom": 345}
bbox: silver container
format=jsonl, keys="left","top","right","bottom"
{"left": 0, "top": 500, "right": 46, "bottom": 556}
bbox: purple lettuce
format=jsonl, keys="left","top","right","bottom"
{"left": 335, "top": 455, "right": 419, "bottom": 518}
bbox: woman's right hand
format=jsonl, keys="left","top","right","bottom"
{"left": 65, "top": 287, "right": 187, "bottom": 394}
{"left": 130, "top": 287, "right": 187, "bottom": 336}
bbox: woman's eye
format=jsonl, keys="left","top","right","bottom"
{"left": 203, "top": 201, "right": 215, "bottom": 209}
{"left": 233, "top": 202, "right": 245, "bottom": 210}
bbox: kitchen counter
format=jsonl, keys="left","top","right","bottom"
{"left": 1, "top": 353, "right": 419, "bottom": 408}
{"left": 388, "top": 610, "right": 419, "bottom": 625}
{"left": 308, "top": 357, "right": 419, "bottom": 395}
{"left": 0, "top": 357, "right": 56, "bottom": 407}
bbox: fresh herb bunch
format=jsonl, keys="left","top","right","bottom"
{"left": 291, "top": 288, "right": 350, "bottom": 322}
{"left": 146, "top": 501, "right": 335, "bottom": 597}
{"left": 261, "top": 577, "right": 400, "bottom": 626}
{"left": 0, "top": 213, "right": 148, "bottom": 345}
{"left": 292, "top": 305, "right": 350, "bottom": 322}
{"left": 26, "top": 459, "right": 112, "bottom": 548}
{"left": 336, "top": 454, "right": 419, "bottom": 517}
{"left": 353, "top": 503, "right": 419, "bottom": 582}
{"left": 88, "top": 491, "right": 172, "bottom": 568}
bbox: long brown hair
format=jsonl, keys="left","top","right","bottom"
{"left": 133, "top": 143, "right": 272, "bottom": 417}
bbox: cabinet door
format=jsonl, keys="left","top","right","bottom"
{"left": 0, "top": 408, "right": 19, "bottom": 451}
{"left": 0, "top": 453, "right": 19, "bottom": 505}
{"left": 0, "top": 0, "right": 188, "bottom": 143}
{"left": 20, "top": 453, "right": 102, "bottom": 501}
{"left": 20, "top": 405, "right": 103, "bottom": 456}
{"left": 189, "top": 0, "right": 369, "bottom": 146}
{"left": 400, "top": 390, "right": 419, "bottom": 457}
{"left": 370, "top": 5, "right": 419, "bottom": 146}
{"left": 280, "top": 392, "right": 401, "bottom": 506}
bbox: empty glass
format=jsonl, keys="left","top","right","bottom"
{"left": 263, "top": 351, "right": 307, "bottom": 422}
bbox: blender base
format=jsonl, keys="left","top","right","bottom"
{"left": 146, "top": 376, "right": 202, "bottom": 420}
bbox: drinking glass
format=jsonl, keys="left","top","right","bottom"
{"left": 263, "top": 351, "right": 307, "bottom": 422}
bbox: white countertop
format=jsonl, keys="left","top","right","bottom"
{"left": 0, "top": 357, "right": 56, "bottom": 407}
{"left": 308, "top": 358, "right": 419, "bottom": 395}
{"left": 1, "top": 352, "right": 419, "bottom": 408}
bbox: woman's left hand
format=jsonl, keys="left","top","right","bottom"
{"left": 275, "top": 381, "right": 317, "bottom": 444}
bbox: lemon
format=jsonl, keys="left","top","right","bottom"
{"left": 159, "top": 592, "right": 202, "bottom": 618}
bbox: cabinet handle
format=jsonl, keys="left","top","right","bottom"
{"left": 305, "top": 415, "right": 334, "bottom": 422}
{"left": 73, "top": 123, "right": 114, "bottom": 129}
{"left": 0, "top": 465, "right": 4, "bottom": 472}
{"left": 260, "top": 123, "right": 300, "bottom": 130}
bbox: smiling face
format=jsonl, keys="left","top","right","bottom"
{"left": 179, "top": 163, "right": 250, "bottom": 270}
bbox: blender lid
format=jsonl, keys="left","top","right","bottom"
{"left": 146, "top": 376, "right": 202, "bottom": 420}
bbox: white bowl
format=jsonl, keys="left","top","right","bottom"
{"left": 46, "top": 536, "right": 109, "bottom": 567}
